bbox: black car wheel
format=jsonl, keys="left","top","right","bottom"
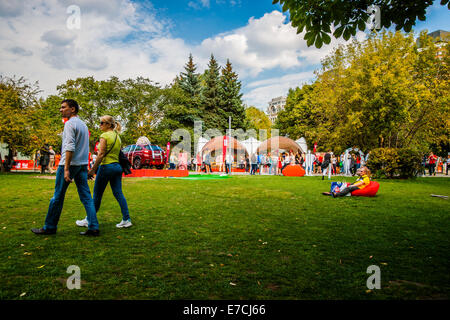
{"left": 133, "top": 157, "right": 142, "bottom": 169}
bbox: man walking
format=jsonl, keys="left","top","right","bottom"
{"left": 31, "top": 99, "right": 99, "bottom": 236}
{"left": 321, "top": 150, "right": 332, "bottom": 180}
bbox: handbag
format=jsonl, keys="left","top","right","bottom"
{"left": 119, "top": 149, "right": 132, "bottom": 175}
{"left": 110, "top": 132, "right": 132, "bottom": 175}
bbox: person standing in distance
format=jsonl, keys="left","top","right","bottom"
{"left": 31, "top": 99, "right": 99, "bottom": 236}
{"left": 48, "top": 146, "right": 56, "bottom": 173}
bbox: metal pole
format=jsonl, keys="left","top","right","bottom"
{"left": 229, "top": 116, "right": 231, "bottom": 175}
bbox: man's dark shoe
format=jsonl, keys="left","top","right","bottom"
{"left": 80, "top": 229, "right": 100, "bottom": 236}
{"left": 31, "top": 227, "right": 56, "bottom": 235}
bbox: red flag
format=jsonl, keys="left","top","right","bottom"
{"left": 166, "top": 142, "right": 170, "bottom": 162}
{"left": 223, "top": 136, "right": 228, "bottom": 163}
{"left": 313, "top": 142, "right": 317, "bottom": 153}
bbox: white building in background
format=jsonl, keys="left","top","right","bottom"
{"left": 266, "top": 96, "right": 286, "bottom": 123}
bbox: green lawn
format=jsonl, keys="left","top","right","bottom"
{"left": 0, "top": 173, "right": 449, "bottom": 300}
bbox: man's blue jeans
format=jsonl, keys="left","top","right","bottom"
{"left": 44, "top": 165, "right": 98, "bottom": 231}
{"left": 93, "top": 163, "right": 130, "bottom": 221}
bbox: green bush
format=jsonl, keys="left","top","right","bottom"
{"left": 367, "top": 148, "right": 399, "bottom": 178}
{"left": 397, "top": 148, "right": 423, "bottom": 178}
{"left": 367, "top": 148, "right": 422, "bottom": 178}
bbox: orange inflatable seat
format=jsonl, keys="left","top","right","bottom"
{"left": 282, "top": 165, "right": 306, "bottom": 177}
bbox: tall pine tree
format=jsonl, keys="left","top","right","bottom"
{"left": 220, "top": 59, "right": 248, "bottom": 130}
{"left": 202, "top": 54, "right": 227, "bottom": 130}
{"left": 179, "top": 53, "right": 201, "bottom": 98}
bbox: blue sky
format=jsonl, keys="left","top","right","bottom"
{"left": 0, "top": 0, "right": 448, "bottom": 111}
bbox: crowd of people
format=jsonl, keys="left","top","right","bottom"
{"left": 161, "top": 148, "right": 450, "bottom": 177}
{"left": 169, "top": 150, "right": 367, "bottom": 177}
{"left": 3, "top": 142, "right": 450, "bottom": 178}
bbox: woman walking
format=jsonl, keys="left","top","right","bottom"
{"left": 76, "top": 115, "right": 132, "bottom": 229}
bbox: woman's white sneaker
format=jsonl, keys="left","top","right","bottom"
{"left": 116, "top": 220, "right": 132, "bottom": 228}
{"left": 76, "top": 218, "right": 88, "bottom": 227}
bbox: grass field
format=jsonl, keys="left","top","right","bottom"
{"left": 0, "top": 173, "right": 449, "bottom": 300}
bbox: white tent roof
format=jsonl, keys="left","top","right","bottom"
{"left": 295, "top": 137, "right": 308, "bottom": 153}
{"left": 241, "top": 137, "right": 261, "bottom": 156}
{"left": 196, "top": 137, "right": 209, "bottom": 155}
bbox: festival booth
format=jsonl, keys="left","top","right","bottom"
{"left": 200, "top": 136, "right": 248, "bottom": 172}
{"left": 257, "top": 136, "right": 307, "bottom": 177}
{"left": 257, "top": 136, "right": 306, "bottom": 154}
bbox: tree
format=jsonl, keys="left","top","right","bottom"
{"left": 275, "top": 84, "right": 317, "bottom": 141}
{"left": 56, "top": 76, "right": 164, "bottom": 147}
{"left": 56, "top": 76, "right": 121, "bottom": 147}
{"left": 245, "top": 106, "right": 272, "bottom": 135}
{"left": 173, "top": 54, "right": 203, "bottom": 128}
{"left": 219, "top": 59, "right": 248, "bottom": 130}
{"left": 179, "top": 53, "right": 202, "bottom": 98}
{"left": 202, "top": 54, "right": 228, "bottom": 130}
{"left": 0, "top": 76, "right": 40, "bottom": 165}
{"left": 117, "top": 77, "right": 164, "bottom": 146}
{"left": 32, "top": 95, "right": 66, "bottom": 152}
{"left": 273, "top": 0, "right": 449, "bottom": 48}
{"left": 277, "top": 31, "right": 449, "bottom": 154}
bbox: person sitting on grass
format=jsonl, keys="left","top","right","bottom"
{"left": 322, "top": 166, "right": 371, "bottom": 197}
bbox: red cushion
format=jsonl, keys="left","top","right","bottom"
{"left": 282, "top": 164, "right": 306, "bottom": 177}
{"left": 351, "top": 181, "right": 380, "bottom": 197}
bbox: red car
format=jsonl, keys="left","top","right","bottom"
{"left": 122, "top": 144, "right": 166, "bottom": 169}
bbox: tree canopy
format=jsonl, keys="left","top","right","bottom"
{"left": 276, "top": 30, "right": 449, "bottom": 155}
{"left": 273, "top": 0, "right": 449, "bottom": 48}
{"left": 245, "top": 106, "right": 272, "bottom": 136}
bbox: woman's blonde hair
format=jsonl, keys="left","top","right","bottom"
{"left": 100, "top": 115, "right": 122, "bottom": 133}
{"left": 361, "top": 166, "right": 371, "bottom": 177}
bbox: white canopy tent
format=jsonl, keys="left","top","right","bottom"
{"left": 241, "top": 137, "right": 261, "bottom": 156}
{"left": 195, "top": 137, "right": 209, "bottom": 155}
{"left": 295, "top": 137, "right": 308, "bottom": 154}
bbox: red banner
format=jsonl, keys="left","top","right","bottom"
{"left": 223, "top": 136, "right": 228, "bottom": 162}
{"left": 166, "top": 142, "right": 170, "bottom": 162}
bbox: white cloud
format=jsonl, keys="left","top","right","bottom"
{"left": 188, "top": 0, "right": 210, "bottom": 10}
{"left": 0, "top": 0, "right": 176, "bottom": 95}
{"left": 197, "top": 11, "right": 366, "bottom": 77}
